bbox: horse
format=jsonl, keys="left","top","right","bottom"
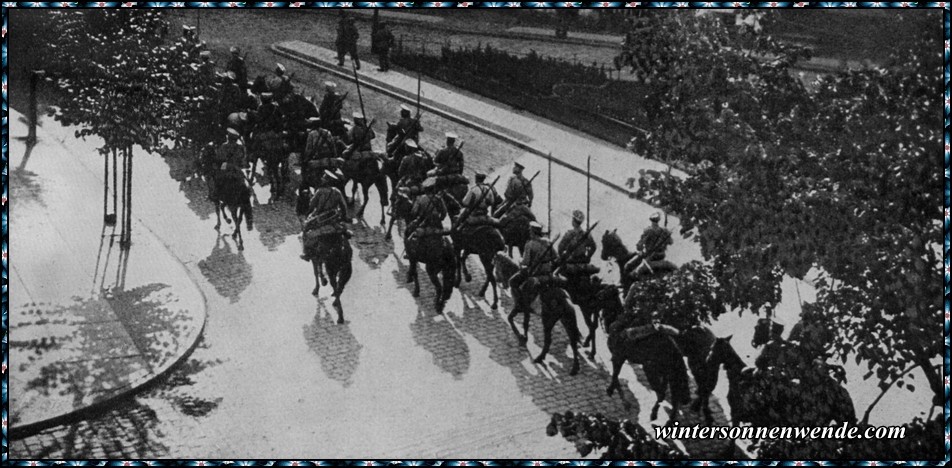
{"left": 452, "top": 223, "right": 506, "bottom": 310}
{"left": 384, "top": 186, "right": 414, "bottom": 240}
{"left": 340, "top": 152, "right": 389, "bottom": 226}
{"left": 605, "top": 321, "right": 692, "bottom": 424}
{"left": 494, "top": 253, "right": 582, "bottom": 376}
{"left": 600, "top": 228, "right": 677, "bottom": 293}
{"left": 405, "top": 230, "right": 458, "bottom": 315}
{"left": 598, "top": 283, "right": 719, "bottom": 423}
{"left": 249, "top": 129, "right": 290, "bottom": 198}
{"left": 707, "top": 335, "right": 857, "bottom": 427}
{"left": 498, "top": 203, "right": 535, "bottom": 257}
{"left": 198, "top": 144, "right": 255, "bottom": 250}
{"left": 309, "top": 232, "right": 353, "bottom": 323}
{"left": 280, "top": 93, "right": 320, "bottom": 158}
{"left": 560, "top": 273, "right": 613, "bottom": 359}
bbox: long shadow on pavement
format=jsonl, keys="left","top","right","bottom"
{"left": 302, "top": 300, "right": 363, "bottom": 388}
{"left": 197, "top": 236, "right": 253, "bottom": 304}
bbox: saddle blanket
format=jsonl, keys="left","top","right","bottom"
{"left": 561, "top": 263, "right": 601, "bottom": 276}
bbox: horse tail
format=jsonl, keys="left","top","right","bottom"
{"left": 242, "top": 187, "right": 254, "bottom": 230}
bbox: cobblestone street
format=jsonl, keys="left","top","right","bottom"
{"left": 7, "top": 9, "right": 936, "bottom": 459}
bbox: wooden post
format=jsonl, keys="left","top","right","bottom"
{"left": 586, "top": 155, "right": 591, "bottom": 231}
{"left": 547, "top": 153, "right": 552, "bottom": 233}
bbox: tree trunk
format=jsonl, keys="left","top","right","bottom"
{"left": 913, "top": 351, "right": 942, "bottom": 407}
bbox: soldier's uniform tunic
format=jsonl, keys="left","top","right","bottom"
{"left": 636, "top": 224, "right": 672, "bottom": 261}
{"left": 347, "top": 124, "right": 376, "bottom": 153}
{"left": 505, "top": 173, "right": 534, "bottom": 206}
{"left": 434, "top": 146, "right": 464, "bottom": 175}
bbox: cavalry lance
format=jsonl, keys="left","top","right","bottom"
{"left": 492, "top": 170, "right": 541, "bottom": 218}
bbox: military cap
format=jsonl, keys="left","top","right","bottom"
{"left": 323, "top": 170, "right": 339, "bottom": 182}
{"left": 422, "top": 177, "right": 438, "bottom": 190}
{"left": 649, "top": 212, "right": 661, "bottom": 222}
{"left": 230, "top": 46, "right": 240, "bottom": 54}
{"left": 226, "top": 128, "right": 240, "bottom": 138}
{"left": 182, "top": 25, "right": 195, "bottom": 31}
{"left": 199, "top": 50, "right": 211, "bottom": 59}
{"left": 573, "top": 210, "right": 584, "bottom": 223}
{"left": 275, "top": 63, "right": 286, "bottom": 74}
{"left": 225, "top": 71, "right": 237, "bottom": 81}
{"left": 405, "top": 139, "right": 418, "bottom": 149}
{"left": 261, "top": 92, "right": 274, "bottom": 101}
{"left": 306, "top": 116, "right": 321, "bottom": 123}
{"left": 529, "top": 221, "right": 544, "bottom": 232}
{"left": 353, "top": 111, "right": 365, "bottom": 120}
{"left": 399, "top": 104, "right": 411, "bottom": 113}
{"left": 475, "top": 172, "right": 487, "bottom": 182}
{"left": 513, "top": 162, "right": 525, "bottom": 170}
{"left": 445, "top": 132, "right": 459, "bottom": 140}
{"left": 324, "top": 81, "right": 338, "bottom": 89}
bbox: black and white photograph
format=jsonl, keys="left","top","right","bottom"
{"left": 4, "top": 4, "right": 946, "bottom": 462}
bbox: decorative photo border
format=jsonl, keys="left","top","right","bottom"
{"left": 0, "top": 1, "right": 948, "bottom": 465}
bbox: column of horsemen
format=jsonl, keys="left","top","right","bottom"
{"left": 195, "top": 37, "right": 682, "bottom": 377}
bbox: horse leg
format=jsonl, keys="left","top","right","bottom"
{"left": 606, "top": 355, "right": 632, "bottom": 410}
{"left": 426, "top": 264, "right": 445, "bottom": 315}
{"left": 461, "top": 250, "right": 472, "bottom": 283}
{"left": 533, "top": 305, "right": 557, "bottom": 365}
{"left": 507, "top": 301, "right": 527, "bottom": 345}
{"left": 385, "top": 215, "right": 397, "bottom": 240}
{"left": 480, "top": 255, "right": 498, "bottom": 310}
{"left": 357, "top": 181, "right": 371, "bottom": 218}
{"left": 311, "top": 258, "right": 323, "bottom": 296}
{"left": 231, "top": 206, "right": 244, "bottom": 251}
{"left": 560, "top": 300, "right": 582, "bottom": 376}
{"left": 409, "top": 261, "right": 420, "bottom": 298}
{"left": 214, "top": 202, "right": 222, "bottom": 231}
{"left": 377, "top": 177, "right": 388, "bottom": 226}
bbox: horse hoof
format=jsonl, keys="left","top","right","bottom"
{"left": 385, "top": 234, "right": 392, "bottom": 241}
{"left": 337, "top": 317, "right": 345, "bottom": 324}
{"left": 214, "top": 225, "right": 221, "bottom": 231}
{"left": 491, "top": 302, "right": 498, "bottom": 311}
{"left": 321, "top": 277, "right": 329, "bottom": 287}
{"left": 533, "top": 355, "right": 545, "bottom": 365}
{"left": 519, "top": 337, "right": 528, "bottom": 346}
{"left": 587, "top": 351, "right": 596, "bottom": 360}
{"left": 238, "top": 243, "right": 244, "bottom": 251}
{"left": 464, "top": 273, "right": 472, "bottom": 282}
{"left": 311, "top": 288, "right": 320, "bottom": 296}
{"left": 569, "top": 365, "right": 579, "bottom": 376}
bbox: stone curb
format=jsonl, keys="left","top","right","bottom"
{"left": 7, "top": 112, "right": 210, "bottom": 439}
{"left": 270, "top": 42, "right": 638, "bottom": 199}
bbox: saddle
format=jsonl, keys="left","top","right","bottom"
{"left": 458, "top": 224, "right": 505, "bottom": 252}
{"left": 561, "top": 263, "right": 601, "bottom": 277}
{"left": 406, "top": 231, "right": 453, "bottom": 262}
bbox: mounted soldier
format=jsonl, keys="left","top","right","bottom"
{"left": 513, "top": 221, "right": 559, "bottom": 298}
{"left": 301, "top": 170, "right": 350, "bottom": 262}
{"left": 558, "top": 210, "right": 599, "bottom": 279}
{"left": 505, "top": 162, "right": 533, "bottom": 208}
{"left": 226, "top": 46, "right": 249, "bottom": 92}
{"left": 407, "top": 177, "right": 449, "bottom": 241}
{"left": 268, "top": 63, "right": 293, "bottom": 103}
{"left": 625, "top": 211, "right": 675, "bottom": 278}
{"left": 206, "top": 128, "right": 247, "bottom": 201}
{"left": 396, "top": 139, "right": 429, "bottom": 191}
{"left": 345, "top": 112, "right": 375, "bottom": 156}
{"left": 460, "top": 172, "right": 501, "bottom": 227}
{"left": 394, "top": 104, "right": 423, "bottom": 144}
{"left": 433, "top": 132, "right": 464, "bottom": 176}
{"left": 301, "top": 117, "right": 340, "bottom": 186}
{"left": 218, "top": 71, "right": 244, "bottom": 124}
{"left": 318, "top": 81, "right": 347, "bottom": 137}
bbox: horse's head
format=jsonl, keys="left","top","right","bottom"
{"left": 752, "top": 318, "right": 784, "bottom": 348}
{"left": 597, "top": 284, "right": 625, "bottom": 332}
{"left": 710, "top": 336, "right": 745, "bottom": 374}
{"left": 601, "top": 228, "right": 624, "bottom": 261}
{"left": 385, "top": 122, "right": 399, "bottom": 142}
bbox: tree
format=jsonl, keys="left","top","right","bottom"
{"left": 622, "top": 9, "right": 943, "bottom": 454}
{"left": 43, "top": 10, "right": 218, "bottom": 247}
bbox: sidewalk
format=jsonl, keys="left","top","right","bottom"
{"left": 7, "top": 110, "right": 208, "bottom": 437}
{"left": 273, "top": 41, "right": 682, "bottom": 199}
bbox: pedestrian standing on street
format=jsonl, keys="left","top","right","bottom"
{"left": 505, "top": 162, "right": 534, "bottom": 208}
{"left": 336, "top": 14, "right": 361, "bottom": 70}
{"left": 372, "top": 21, "right": 395, "bottom": 72}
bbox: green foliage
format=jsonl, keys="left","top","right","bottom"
{"left": 623, "top": 260, "right": 726, "bottom": 330}
{"left": 546, "top": 411, "right": 684, "bottom": 459}
{"left": 43, "top": 10, "right": 220, "bottom": 154}
{"left": 629, "top": 10, "right": 943, "bottom": 413}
